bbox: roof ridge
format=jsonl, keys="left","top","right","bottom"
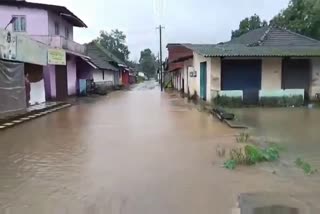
{"left": 258, "top": 26, "right": 272, "bottom": 45}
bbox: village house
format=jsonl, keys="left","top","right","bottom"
{"left": 0, "top": 27, "right": 48, "bottom": 117}
{"left": 0, "top": 0, "right": 94, "bottom": 102}
{"left": 86, "top": 42, "right": 127, "bottom": 86}
{"left": 167, "top": 26, "right": 320, "bottom": 105}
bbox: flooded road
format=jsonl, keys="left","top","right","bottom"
{"left": 0, "top": 81, "right": 319, "bottom": 213}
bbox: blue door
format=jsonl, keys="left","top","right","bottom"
{"left": 221, "top": 60, "right": 262, "bottom": 104}
{"left": 200, "top": 62, "right": 207, "bottom": 100}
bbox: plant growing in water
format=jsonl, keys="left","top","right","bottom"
{"left": 295, "top": 158, "right": 318, "bottom": 175}
{"left": 224, "top": 144, "right": 281, "bottom": 170}
{"left": 236, "top": 132, "right": 250, "bottom": 143}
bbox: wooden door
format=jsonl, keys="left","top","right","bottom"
{"left": 55, "top": 65, "right": 68, "bottom": 101}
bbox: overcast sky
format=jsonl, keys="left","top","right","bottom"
{"left": 33, "top": 0, "right": 290, "bottom": 61}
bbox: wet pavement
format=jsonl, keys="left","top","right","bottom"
{"left": 0, "top": 81, "right": 319, "bottom": 213}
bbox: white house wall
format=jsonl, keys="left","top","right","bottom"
{"left": 261, "top": 58, "right": 282, "bottom": 90}
{"left": 210, "top": 57, "right": 221, "bottom": 99}
{"left": 183, "top": 59, "right": 193, "bottom": 94}
{"left": 93, "top": 70, "right": 103, "bottom": 82}
{"left": 311, "top": 58, "right": 320, "bottom": 99}
{"left": 93, "top": 70, "right": 115, "bottom": 84}
{"left": 193, "top": 52, "right": 213, "bottom": 101}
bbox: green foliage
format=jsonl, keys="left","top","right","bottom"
{"left": 224, "top": 144, "right": 281, "bottom": 170}
{"left": 244, "top": 145, "right": 265, "bottom": 164}
{"left": 236, "top": 132, "right": 250, "bottom": 143}
{"left": 260, "top": 95, "right": 304, "bottom": 107}
{"left": 261, "top": 147, "right": 280, "bottom": 161}
{"left": 295, "top": 158, "right": 318, "bottom": 175}
{"left": 213, "top": 96, "right": 243, "bottom": 107}
{"left": 271, "top": 0, "right": 320, "bottom": 40}
{"left": 224, "top": 159, "right": 237, "bottom": 170}
{"left": 139, "top": 49, "right": 157, "bottom": 78}
{"left": 94, "top": 29, "right": 130, "bottom": 61}
{"left": 232, "top": 14, "right": 268, "bottom": 38}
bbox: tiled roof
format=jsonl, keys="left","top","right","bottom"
{"left": 86, "top": 43, "right": 118, "bottom": 71}
{"left": 0, "top": 0, "right": 87, "bottom": 27}
{"left": 93, "top": 43, "right": 127, "bottom": 66}
{"left": 182, "top": 27, "right": 320, "bottom": 57}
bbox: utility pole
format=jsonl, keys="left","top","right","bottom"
{"left": 157, "top": 25, "right": 164, "bottom": 91}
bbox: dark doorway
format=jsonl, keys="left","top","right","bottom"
{"left": 55, "top": 65, "right": 68, "bottom": 101}
{"left": 282, "top": 59, "right": 311, "bottom": 99}
{"left": 200, "top": 62, "right": 207, "bottom": 100}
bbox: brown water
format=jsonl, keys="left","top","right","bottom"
{"left": 0, "top": 81, "right": 319, "bottom": 213}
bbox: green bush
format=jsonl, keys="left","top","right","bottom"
{"left": 260, "top": 95, "right": 304, "bottom": 107}
{"left": 224, "top": 144, "right": 281, "bottom": 170}
{"left": 224, "top": 159, "right": 237, "bottom": 170}
{"left": 295, "top": 158, "right": 318, "bottom": 175}
{"left": 213, "top": 95, "right": 243, "bottom": 107}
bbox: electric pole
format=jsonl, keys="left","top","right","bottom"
{"left": 157, "top": 25, "right": 164, "bottom": 91}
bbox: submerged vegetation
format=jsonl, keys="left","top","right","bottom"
{"left": 224, "top": 133, "right": 281, "bottom": 170}
{"left": 295, "top": 158, "right": 318, "bottom": 175}
{"left": 224, "top": 144, "right": 281, "bottom": 170}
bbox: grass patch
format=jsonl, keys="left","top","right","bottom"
{"left": 295, "top": 158, "right": 318, "bottom": 175}
{"left": 236, "top": 132, "right": 250, "bottom": 143}
{"left": 212, "top": 96, "right": 243, "bottom": 108}
{"left": 260, "top": 95, "right": 304, "bottom": 107}
{"left": 224, "top": 144, "right": 281, "bottom": 170}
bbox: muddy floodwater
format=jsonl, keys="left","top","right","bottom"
{"left": 0, "top": 81, "right": 319, "bottom": 213}
{"left": 233, "top": 108, "right": 320, "bottom": 171}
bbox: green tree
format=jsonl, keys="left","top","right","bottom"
{"left": 231, "top": 14, "right": 268, "bottom": 38}
{"left": 139, "top": 49, "right": 157, "bottom": 78}
{"left": 271, "top": 0, "right": 320, "bottom": 40}
{"left": 94, "top": 29, "right": 130, "bottom": 61}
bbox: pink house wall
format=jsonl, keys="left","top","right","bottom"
{"left": 48, "top": 11, "right": 73, "bottom": 39}
{"left": 0, "top": 4, "right": 84, "bottom": 100}
{"left": 67, "top": 55, "right": 77, "bottom": 96}
{"left": 0, "top": 5, "right": 49, "bottom": 35}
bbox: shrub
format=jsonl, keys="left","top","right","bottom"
{"left": 236, "top": 132, "right": 250, "bottom": 143}
{"left": 295, "top": 158, "right": 318, "bottom": 175}
{"left": 213, "top": 95, "right": 243, "bottom": 107}
{"left": 224, "top": 159, "right": 237, "bottom": 170}
{"left": 260, "top": 95, "right": 304, "bottom": 107}
{"left": 224, "top": 144, "right": 281, "bottom": 170}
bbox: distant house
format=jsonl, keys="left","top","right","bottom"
{"left": 0, "top": 0, "right": 94, "bottom": 101}
{"left": 86, "top": 42, "right": 120, "bottom": 86}
{"left": 86, "top": 42, "right": 131, "bottom": 87}
{"left": 166, "top": 44, "right": 193, "bottom": 91}
{"left": 167, "top": 26, "right": 320, "bottom": 104}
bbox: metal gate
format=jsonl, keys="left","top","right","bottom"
{"left": 222, "top": 60, "right": 262, "bottom": 105}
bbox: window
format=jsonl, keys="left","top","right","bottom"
{"left": 13, "top": 16, "right": 26, "bottom": 32}
{"left": 65, "top": 27, "right": 70, "bottom": 39}
{"left": 54, "top": 22, "right": 60, "bottom": 35}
